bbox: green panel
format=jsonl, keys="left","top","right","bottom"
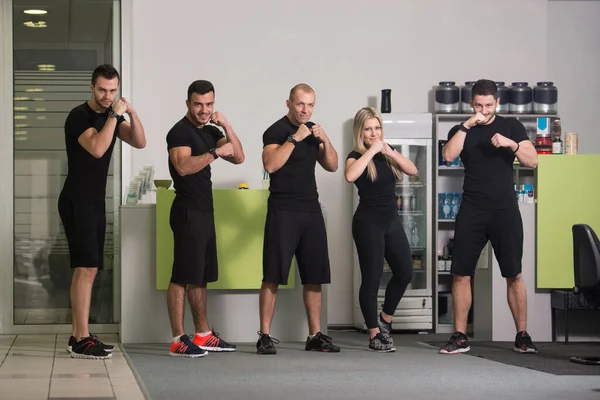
{"left": 156, "top": 189, "right": 294, "bottom": 290}
{"left": 536, "top": 155, "right": 600, "bottom": 289}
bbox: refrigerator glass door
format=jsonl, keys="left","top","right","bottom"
{"left": 379, "top": 139, "right": 431, "bottom": 296}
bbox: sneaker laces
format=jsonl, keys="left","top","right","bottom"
{"left": 317, "top": 332, "right": 334, "bottom": 344}
{"left": 257, "top": 331, "right": 280, "bottom": 345}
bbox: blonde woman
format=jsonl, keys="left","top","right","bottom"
{"left": 345, "top": 107, "right": 418, "bottom": 352}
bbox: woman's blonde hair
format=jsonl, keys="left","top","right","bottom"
{"left": 352, "top": 107, "right": 403, "bottom": 182}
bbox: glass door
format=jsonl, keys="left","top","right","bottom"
{"left": 6, "top": 0, "right": 121, "bottom": 332}
{"left": 380, "top": 139, "right": 432, "bottom": 297}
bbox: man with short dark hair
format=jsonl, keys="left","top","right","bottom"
{"left": 256, "top": 83, "right": 340, "bottom": 355}
{"left": 439, "top": 79, "right": 539, "bottom": 355}
{"left": 166, "top": 80, "right": 245, "bottom": 358}
{"left": 60, "top": 64, "right": 146, "bottom": 359}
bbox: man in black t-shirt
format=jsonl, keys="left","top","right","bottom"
{"left": 166, "top": 80, "right": 245, "bottom": 358}
{"left": 59, "top": 64, "right": 146, "bottom": 359}
{"left": 256, "top": 83, "right": 340, "bottom": 354}
{"left": 439, "top": 79, "right": 539, "bottom": 355}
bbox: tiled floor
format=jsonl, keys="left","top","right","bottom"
{"left": 0, "top": 334, "right": 146, "bottom": 400}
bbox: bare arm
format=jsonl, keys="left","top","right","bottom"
{"left": 117, "top": 98, "right": 146, "bottom": 148}
{"left": 118, "top": 115, "right": 146, "bottom": 148}
{"left": 262, "top": 124, "right": 312, "bottom": 174}
{"left": 513, "top": 140, "right": 538, "bottom": 168}
{"left": 78, "top": 117, "right": 119, "bottom": 159}
{"left": 385, "top": 144, "right": 418, "bottom": 175}
{"left": 345, "top": 149, "right": 377, "bottom": 182}
{"left": 262, "top": 142, "right": 295, "bottom": 174}
{"left": 169, "top": 146, "right": 215, "bottom": 177}
{"left": 317, "top": 140, "right": 338, "bottom": 172}
{"left": 216, "top": 125, "right": 244, "bottom": 164}
{"left": 443, "top": 113, "right": 487, "bottom": 163}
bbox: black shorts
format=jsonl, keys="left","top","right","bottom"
{"left": 451, "top": 206, "right": 523, "bottom": 278}
{"left": 58, "top": 195, "right": 106, "bottom": 269}
{"left": 169, "top": 205, "right": 218, "bottom": 286}
{"left": 262, "top": 209, "right": 331, "bottom": 285}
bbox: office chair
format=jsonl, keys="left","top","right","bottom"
{"left": 569, "top": 224, "right": 600, "bottom": 366}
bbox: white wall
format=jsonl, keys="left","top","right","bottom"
{"left": 125, "top": 0, "right": 549, "bottom": 325}
{"left": 547, "top": 0, "right": 600, "bottom": 154}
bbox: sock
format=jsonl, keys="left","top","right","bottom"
{"left": 173, "top": 336, "right": 181, "bottom": 343}
{"left": 197, "top": 331, "right": 212, "bottom": 337}
{"left": 308, "top": 334, "right": 316, "bottom": 339}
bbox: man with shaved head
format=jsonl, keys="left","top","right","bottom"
{"left": 257, "top": 84, "right": 340, "bottom": 355}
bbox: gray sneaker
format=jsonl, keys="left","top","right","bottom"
{"left": 378, "top": 313, "right": 393, "bottom": 339}
{"left": 369, "top": 333, "right": 396, "bottom": 353}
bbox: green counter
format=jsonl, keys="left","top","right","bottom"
{"left": 536, "top": 155, "right": 600, "bottom": 289}
{"left": 156, "top": 189, "right": 294, "bottom": 290}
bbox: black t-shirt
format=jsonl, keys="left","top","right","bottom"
{"left": 347, "top": 151, "right": 396, "bottom": 222}
{"left": 448, "top": 115, "right": 528, "bottom": 209}
{"left": 61, "top": 102, "right": 125, "bottom": 201}
{"left": 166, "top": 117, "right": 224, "bottom": 211}
{"left": 262, "top": 116, "right": 321, "bottom": 212}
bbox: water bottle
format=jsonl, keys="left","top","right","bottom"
{"left": 443, "top": 193, "right": 452, "bottom": 219}
{"left": 438, "top": 193, "right": 446, "bottom": 219}
{"left": 451, "top": 192, "right": 460, "bottom": 219}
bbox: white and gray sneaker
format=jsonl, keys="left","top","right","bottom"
{"left": 369, "top": 333, "right": 396, "bottom": 353}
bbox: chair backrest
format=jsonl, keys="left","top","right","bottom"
{"left": 572, "top": 224, "right": 600, "bottom": 290}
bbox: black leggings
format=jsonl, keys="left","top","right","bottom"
{"left": 352, "top": 217, "right": 413, "bottom": 329}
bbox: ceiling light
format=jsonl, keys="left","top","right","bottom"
{"left": 25, "top": 88, "right": 44, "bottom": 92}
{"left": 24, "top": 20, "right": 47, "bottom": 28}
{"left": 24, "top": 9, "right": 47, "bottom": 15}
{"left": 37, "top": 64, "right": 55, "bottom": 71}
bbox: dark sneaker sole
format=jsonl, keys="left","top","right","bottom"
{"left": 439, "top": 346, "right": 470, "bottom": 354}
{"left": 198, "top": 346, "right": 236, "bottom": 352}
{"left": 514, "top": 347, "right": 538, "bottom": 354}
{"left": 169, "top": 351, "right": 208, "bottom": 358}
{"left": 257, "top": 349, "right": 277, "bottom": 355}
{"left": 305, "top": 348, "right": 341, "bottom": 353}
{"left": 70, "top": 352, "right": 112, "bottom": 360}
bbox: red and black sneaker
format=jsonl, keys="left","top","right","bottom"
{"left": 67, "top": 334, "right": 114, "bottom": 353}
{"left": 514, "top": 331, "right": 538, "bottom": 353}
{"left": 439, "top": 331, "right": 470, "bottom": 354}
{"left": 70, "top": 336, "right": 112, "bottom": 360}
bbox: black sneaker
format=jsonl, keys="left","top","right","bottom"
{"left": 305, "top": 332, "right": 341, "bottom": 353}
{"left": 369, "top": 333, "right": 396, "bottom": 353}
{"left": 169, "top": 335, "right": 208, "bottom": 358}
{"left": 439, "top": 332, "right": 470, "bottom": 354}
{"left": 256, "top": 331, "right": 279, "bottom": 355}
{"left": 70, "top": 336, "right": 112, "bottom": 360}
{"left": 378, "top": 313, "right": 393, "bottom": 340}
{"left": 514, "top": 331, "right": 538, "bottom": 353}
{"left": 67, "top": 334, "right": 114, "bottom": 353}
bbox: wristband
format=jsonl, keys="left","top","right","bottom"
{"left": 460, "top": 123, "right": 470, "bottom": 133}
{"left": 209, "top": 148, "right": 218, "bottom": 159}
{"left": 513, "top": 142, "right": 520, "bottom": 154}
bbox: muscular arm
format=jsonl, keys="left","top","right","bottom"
{"left": 78, "top": 117, "right": 119, "bottom": 159}
{"left": 262, "top": 142, "right": 296, "bottom": 174}
{"left": 345, "top": 151, "right": 375, "bottom": 182}
{"left": 216, "top": 123, "right": 244, "bottom": 164}
{"left": 317, "top": 140, "right": 338, "bottom": 172}
{"left": 442, "top": 127, "right": 467, "bottom": 163}
{"left": 511, "top": 140, "right": 538, "bottom": 168}
{"left": 169, "top": 146, "right": 215, "bottom": 176}
{"left": 118, "top": 112, "right": 146, "bottom": 149}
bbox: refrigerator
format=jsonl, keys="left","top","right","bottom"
{"left": 352, "top": 113, "right": 433, "bottom": 331}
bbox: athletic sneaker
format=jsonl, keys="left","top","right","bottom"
{"left": 169, "top": 335, "right": 207, "bottom": 358}
{"left": 378, "top": 313, "right": 393, "bottom": 340}
{"left": 305, "top": 332, "right": 341, "bottom": 353}
{"left": 256, "top": 331, "right": 279, "bottom": 355}
{"left": 192, "top": 330, "right": 236, "bottom": 352}
{"left": 439, "top": 331, "right": 470, "bottom": 354}
{"left": 67, "top": 334, "right": 114, "bottom": 353}
{"left": 70, "top": 336, "right": 112, "bottom": 360}
{"left": 369, "top": 333, "right": 396, "bottom": 353}
{"left": 514, "top": 331, "right": 538, "bottom": 353}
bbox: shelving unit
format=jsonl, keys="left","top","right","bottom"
{"left": 433, "top": 112, "right": 558, "bottom": 334}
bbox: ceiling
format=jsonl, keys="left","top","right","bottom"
{"left": 13, "top": 0, "right": 114, "bottom": 44}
